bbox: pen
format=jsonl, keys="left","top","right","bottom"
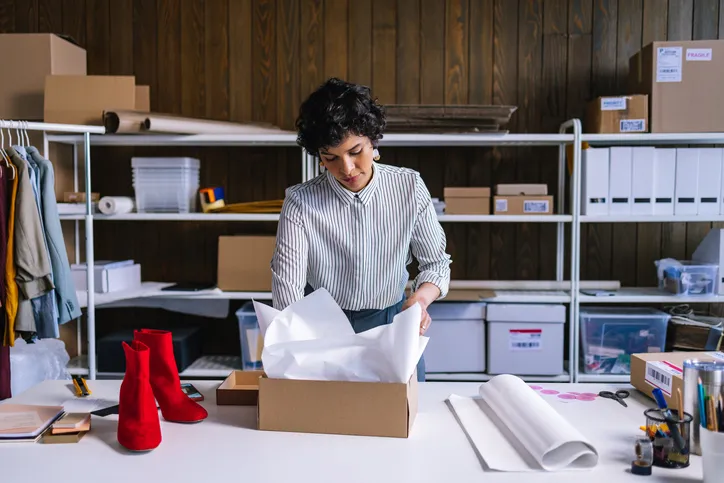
{"left": 698, "top": 377, "right": 707, "bottom": 428}
{"left": 652, "top": 388, "right": 688, "bottom": 454}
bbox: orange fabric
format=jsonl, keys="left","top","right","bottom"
{"left": 3, "top": 158, "right": 18, "bottom": 347}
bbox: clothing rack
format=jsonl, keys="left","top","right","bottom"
{"left": 0, "top": 120, "right": 105, "bottom": 380}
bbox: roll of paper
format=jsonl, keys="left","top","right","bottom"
{"left": 98, "top": 196, "right": 135, "bottom": 215}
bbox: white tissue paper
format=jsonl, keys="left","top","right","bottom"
{"left": 253, "top": 288, "right": 428, "bottom": 383}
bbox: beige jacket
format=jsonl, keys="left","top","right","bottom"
{"left": 8, "top": 149, "right": 54, "bottom": 333}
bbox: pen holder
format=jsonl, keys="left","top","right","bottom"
{"left": 701, "top": 427, "right": 724, "bottom": 483}
{"left": 644, "top": 408, "right": 692, "bottom": 468}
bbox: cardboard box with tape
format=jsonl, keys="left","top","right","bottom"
{"left": 443, "top": 187, "right": 491, "bottom": 215}
{"left": 585, "top": 95, "right": 648, "bottom": 133}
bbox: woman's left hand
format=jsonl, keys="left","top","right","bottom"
{"left": 402, "top": 294, "right": 432, "bottom": 335}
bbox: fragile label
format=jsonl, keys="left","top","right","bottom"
{"left": 620, "top": 119, "right": 646, "bottom": 132}
{"left": 523, "top": 200, "right": 549, "bottom": 213}
{"left": 601, "top": 97, "right": 627, "bottom": 110}
{"left": 656, "top": 46, "right": 682, "bottom": 82}
{"left": 509, "top": 329, "right": 542, "bottom": 351}
{"left": 645, "top": 360, "right": 683, "bottom": 396}
{"left": 686, "top": 48, "right": 712, "bottom": 61}
{"left": 495, "top": 199, "right": 508, "bottom": 212}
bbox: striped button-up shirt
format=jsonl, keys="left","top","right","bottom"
{"left": 271, "top": 162, "right": 452, "bottom": 311}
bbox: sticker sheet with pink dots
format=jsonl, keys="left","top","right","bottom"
{"left": 528, "top": 385, "right": 598, "bottom": 402}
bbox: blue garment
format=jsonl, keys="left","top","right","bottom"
{"left": 13, "top": 146, "right": 58, "bottom": 338}
{"left": 343, "top": 297, "right": 426, "bottom": 382}
{"left": 27, "top": 147, "right": 82, "bottom": 325}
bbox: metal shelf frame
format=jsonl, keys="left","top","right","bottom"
{"left": 46, "top": 122, "right": 724, "bottom": 384}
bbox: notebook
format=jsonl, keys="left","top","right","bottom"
{"left": 0, "top": 404, "right": 65, "bottom": 442}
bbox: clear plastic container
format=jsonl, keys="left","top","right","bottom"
{"left": 131, "top": 157, "right": 200, "bottom": 213}
{"left": 580, "top": 307, "right": 670, "bottom": 374}
{"left": 655, "top": 259, "right": 719, "bottom": 296}
{"left": 236, "top": 302, "right": 263, "bottom": 370}
{"left": 131, "top": 157, "right": 201, "bottom": 169}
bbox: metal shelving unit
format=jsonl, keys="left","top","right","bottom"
{"left": 51, "top": 120, "right": 724, "bottom": 384}
{"left": 53, "top": 124, "right": 580, "bottom": 383}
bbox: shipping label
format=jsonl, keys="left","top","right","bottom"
{"left": 523, "top": 200, "right": 549, "bottom": 213}
{"left": 656, "top": 46, "right": 682, "bottom": 82}
{"left": 620, "top": 119, "right": 646, "bottom": 132}
{"left": 601, "top": 97, "right": 627, "bottom": 110}
{"left": 509, "top": 329, "right": 542, "bottom": 351}
{"left": 686, "top": 48, "right": 712, "bottom": 61}
{"left": 645, "top": 360, "right": 683, "bottom": 396}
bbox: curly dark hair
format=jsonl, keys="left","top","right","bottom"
{"left": 295, "top": 78, "right": 386, "bottom": 156}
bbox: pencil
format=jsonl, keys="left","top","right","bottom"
{"left": 677, "top": 387, "right": 684, "bottom": 420}
{"left": 699, "top": 378, "right": 707, "bottom": 428}
{"left": 713, "top": 396, "right": 719, "bottom": 432}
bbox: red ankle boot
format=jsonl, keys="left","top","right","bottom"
{"left": 118, "top": 340, "right": 162, "bottom": 451}
{"left": 134, "top": 329, "right": 208, "bottom": 423}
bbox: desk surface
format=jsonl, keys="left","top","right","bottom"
{"left": 0, "top": 380, "right": 704, "bottom": 483}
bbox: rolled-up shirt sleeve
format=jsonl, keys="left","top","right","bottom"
{"left": 410, "top": 174, "right": 451, "bottom": 299}
{"left": 271, "top": 190, "right": 309, "bottom": 310}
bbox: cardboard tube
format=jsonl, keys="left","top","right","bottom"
{"left": 142, "top": 113, "right": 283, "bottom": 134}
{"left": 103, "top": 110, "right": 146, "bottom": 133}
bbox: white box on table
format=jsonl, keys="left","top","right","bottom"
{"left": 424, "top": 302, "right": 486, "bottom": 373}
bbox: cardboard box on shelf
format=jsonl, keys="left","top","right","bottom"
{"left": 628, "top": 40, "right": 724, "bottom": 132}
{"left": 585, "top": 95, "right": 648, "bottom": 133}
{"left": 495, "top": 184, "right": 548, "bottom": 196}
{"left": 630, "top": 351, "right": 724, "bottom": 407}
{"left": 216, "top": 371, "right": 264, "bottom": 406}
{"left": 44, "top": 75, "right": 137, "bottom": 125}
{"left": 0, "top": 33, "right": 87, "bottom": 120}
{"left": 217, "top": 236, "right": 276, "bottom": 291}
{"left": 493, "top": 195, "right": 554, "bottom": 215}
{"left": 443, "top": 187, "right": 491, "bottom": 215}
{"left": 258, "top": 373, "right": 418, "bottom": 438}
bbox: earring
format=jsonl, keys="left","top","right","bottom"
{"left": 319, "top": 161, "right": 323, "bottom": 168}
{"left": 373, "top": 148, "right": 380, "bottom": 161}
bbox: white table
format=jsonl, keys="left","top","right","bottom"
{"left": 0, "top": 380, "right": 704, "bottom": 483}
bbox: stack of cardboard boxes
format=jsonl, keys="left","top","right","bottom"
{"left": 586, "top": 39, "right": 724, "bottom": 134}
{"left": 443, "top": 185, "right": 554, "bottom": 216}
{"left": 0, "top": 33, "right": 149, "bottom": 124}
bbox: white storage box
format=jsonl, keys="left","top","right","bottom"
{"left": 486, "top": 304, "right": 566, "bottom": 375}
{"left": 71, "top": 262, "right": 141, "bottom": 293}
{"left": 424, "top": 302, "right": 486, "bottom": 373}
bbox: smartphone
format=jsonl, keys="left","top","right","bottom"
{"left": 181, "top": 383, "right": 204, "bottom": 401}
{"left": 161, "top": 283, "right": 215, "bottom": 292}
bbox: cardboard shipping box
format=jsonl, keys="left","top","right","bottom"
{"left": 444, "top": 187, "right": 491, "bottom": 215}
{"left": 585, "top": 95, "right": 648, "bottom": 133}
{"left": 628, "top": 40, "right": 724, "bottom": 132}
{"left": 494, "top": 195, "right": 554, "bottom": 215}
{"left": 631, "top": 351, "right": 724, "bottom": 407}
{"left": 44, "top": 75, "right": 137, "bottom": 125}
{"left": 135, "top": 86, "right": 151, "bottom": 112}
{"left": 258, "top": 374, "right": 418, "bottom": 438}
{"left": 217, "top": 236, "right": 276, "bottom": 291}
{"left": 0, "top": 34, "right": 87, "bottom": 120}
{"left": 495, "top": 184, "right": 548, "bottom": 196}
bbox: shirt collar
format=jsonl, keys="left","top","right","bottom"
{"left": 325, "top": 162, "right": 380, "bottom": 206}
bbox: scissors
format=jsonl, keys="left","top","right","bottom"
{"left": 598, "top": 390, "right": 630, "bottom": 407}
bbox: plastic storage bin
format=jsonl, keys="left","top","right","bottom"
{"left": 655, "top": 259, "right": 719, "bottom": 296}
{"left": 486, "top": 304, "right": 566, "bottom": 375}
{"left": 131, "top": 157, "right": 200, "bottom": 213}
{"left": 424, "top": 302, "right": 486, "bottom": 373}
{"left": 580, "top": 307, "right": 670, "bottom": 374}
{"left": 235, "top": 302, "right": 263, "bottom": 370}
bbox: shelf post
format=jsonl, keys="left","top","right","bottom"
{"left": 83, "top": 132, "right": 96, "bottom": 380}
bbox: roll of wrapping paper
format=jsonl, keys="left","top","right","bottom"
{"left": 210, "top": 200, "right": 284, "bottom": 214}
{"left": 103, "top": 110, "right": 284, "bottom": 135}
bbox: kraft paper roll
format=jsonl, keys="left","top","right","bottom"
{"left": 103, "top": 110, "right": 285, "bottom": 135}
{"left": 98, "top": 196, "right": 135, "bottom": 215}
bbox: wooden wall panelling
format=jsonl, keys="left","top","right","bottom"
{"left": 110, "top": 0, "right": 133, "bottom": 75}
{"left": 636, "top": 0, "right": 667, "bottom": 287}
{"left": 516, "top": 0, "right": 543, "bottom": 280}
{"left": 324, "top": 0, "right": 348, "bottom": 82}
{"left": 86, "top": 0, "right": 110, "bottom": 74}
{"left": 0, "top": 0, "right": 14, "bottom": 32}
{"left": 300, "top": 0, "right": 324, "bottom": 98}
{"left": 467, "top": 0, "right": 494, "bottom": 280}
{"left": 348, "top": 0, "right": 372, "bottom": 87}
{"left": 491, "top": 0, "right": 519, "bottom": 280}
{"left": 38, "top": 0, "right": 61, "bottom": 33}
{"left": 252, "top": 0, "right": 276, "bottom": 124}
{"left": 229, "top": 0, "right": 253, "bottom": 122}
{"left": 157, "top": 0, "right": 181, "bottom": 114}
{"left": 277, "top": 0, "right": 301, "bottom": 131}
{"left": 181, "top": 0, "right": 205, "bottom": 118}
{"left": 372, "top": 0, "right": 397, "bottom": 104}
{"left": 395, "top": 0, "right": 420, "bottom": 174}
{"left": 206, "top": 0, "right": 230, "bottom": 121}
{"left": 567, "top": 0, "right": 592, "bottom": 279}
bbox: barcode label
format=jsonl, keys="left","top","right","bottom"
{"left": 509, "top": 329, "right": 543, "bottom": 351}
{"left": 645, "top": 361, "right": 682, "bottom": 396}
{"left": 620, "top": 119, "right": 646, "bottom": 132}
{"left": 523, "top": 200, "right": 549, "bottom": 213}
{"left": 496, "top": 199, "right": 508, "bottom": 212}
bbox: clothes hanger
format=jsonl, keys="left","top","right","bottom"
{"left": 0, "top": 121, "right": 16, "bottom": 179}
{"left": 23, "top": 121, "right": 30, "bottom": 147}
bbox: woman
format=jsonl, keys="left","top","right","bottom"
{"left": 271, "top": 78, "right": 452, "bottom": 381}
